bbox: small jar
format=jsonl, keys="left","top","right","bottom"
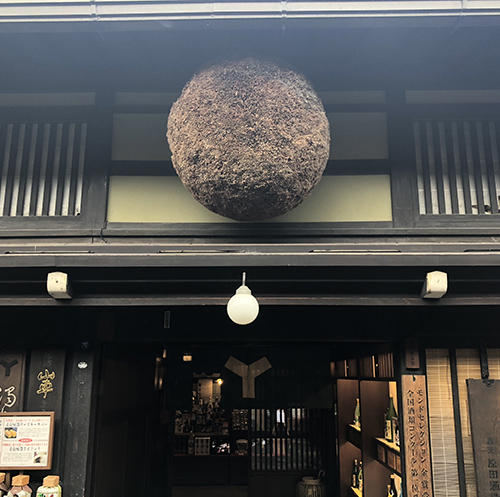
{"left": 36, "top": 476, "right": 61, "bottom": 497}
{"left": 7, "top": 475, "right": 31, "bottom": 497}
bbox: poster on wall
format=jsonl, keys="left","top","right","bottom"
{"left": 0, "top": 412, "right": 54, "bottom": 470}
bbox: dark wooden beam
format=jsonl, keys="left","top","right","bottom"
{"left": 1, "top": 294, "right": 500, "bottom": 306}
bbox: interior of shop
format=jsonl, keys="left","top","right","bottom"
{"left": 92, "top": 313, "right": 402, "bottom": 497}
{"left": 169, "top": 346, "right": 401, "bottom": 497}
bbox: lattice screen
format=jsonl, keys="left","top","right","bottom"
{"left": 0, "top": 122, "right": 87, "bottom": 217}
{"left": 414, "top": 120, "right": 500, "bottom": 215}
{"left": 426, "top": 349, "right": 460, "bottom": 497}
{"left": 250, "top": 408, "right": 324, "bottom": 472}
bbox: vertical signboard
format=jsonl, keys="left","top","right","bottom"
{"left": 468, "top": 379, "right": 500, "bottom": 497}
{"left": 0, "top": 352, "right": 25, "bottom": 413}
{"left": 402, "top": 375, "right": 433, "bottom": 497}
{"left": 25, "top": 350, "right": 65, "bottom": 419}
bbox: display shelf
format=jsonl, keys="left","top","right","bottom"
{"left": 347, "top": 423, "right": 362, "bottom": 448}
{"left": 374, "top": 437, "right": 400, "bottom": 453}
{"left": 350, "top": 486, "right": 363, "bottom": 497}
{"left": 374, "top": 437, "right": 401, "bottom": 475}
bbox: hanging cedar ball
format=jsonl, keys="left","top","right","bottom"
{"left": 167, "top": 58, "right": 330, "bottom": 221}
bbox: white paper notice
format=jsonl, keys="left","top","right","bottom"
{"left": 0, "top": 415, "right": 52, "bottom": 468}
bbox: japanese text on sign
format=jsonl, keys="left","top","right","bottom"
{"left": 402, "top": 375, "right": 434, "bottom": 497}
{"left": 0, "top": 412, "right": 54, "bottom": 470}
{"left": 467, "top": 379, "right": 500, "bottom": 497}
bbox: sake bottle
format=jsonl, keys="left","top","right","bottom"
{"left": 7, "top": 475, "right": 31, "bottom": 497}
{"left": 36, "top": 476, "right": 61, "bottom": 497}
{"left": 385, "top": 397, "right": 397, "bottom": 442}
{"left": 354, "top": 398, "right": 361, "bottom": 429}
{"left": 394, "top": 417, "right": 400, "bottom": 447}
{"left": 389, "top": 474, "right": 398, "bottom": 497}
{"left": 351, "top": 459, "right": 359, "bottom": 488}
{"left": 358, "top": 461, "right": 363, "bottom": 492}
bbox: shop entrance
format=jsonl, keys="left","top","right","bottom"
{"left": 92, "top": 336, "right": 401, "bottom": 497}
{"left": 169, "top": 345, "right": 335, "bottom": 497}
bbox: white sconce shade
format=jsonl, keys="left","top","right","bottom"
{"left": 227, "top": 273, "right": 259, "bottom": 325}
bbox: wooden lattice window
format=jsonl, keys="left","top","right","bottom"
{"left": 414, "top": 120, "right": 500, "bottom": 215}
{"left": 250, "top": 408, "right": 327, "bottom": 472}
{"left": 0, "top": 121, "right": 88, "bottom": 217}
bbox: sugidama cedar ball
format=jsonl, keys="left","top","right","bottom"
{"left": 167, "top": 58, "right": 330, "bottom": 221}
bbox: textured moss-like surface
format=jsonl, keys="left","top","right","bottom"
{"left": 167, "top": 58, "right": 330, "bottom": 221}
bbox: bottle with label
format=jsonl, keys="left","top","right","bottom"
{"left": 351, "top": 459, "right": 359, "bottom": 488}
{"left": 7, "top": 475, "right": 31, "bottom": 497}
{"left": 354, "top": 398, "right": 361, "bottom": 429}
{"left": 36, "top": 476, "right": 61, "bottom": 497}
{"left": 389, "top": 474, "right": 398, "bottom": 497}
{"left": 385, "top": 397, "right": 397, "bottom": 442}
{"left": 394, "top": 417, "right": 400, "bottom": 447}
{"left": 358, "top": 461, "right": 363, "bottom": 492}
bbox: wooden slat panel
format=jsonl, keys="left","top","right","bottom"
{"left": 426, "top": 348, "right": 460, "bottom": 497}
{"left": 0, "top": 121, "right": 87, "bottom": 218}
{"left": 414, "top": 119, "right": 500, "bottom": 215}
{"left": 444, "top": 122, "right": 460, "bottom": 213}
{"left": 482, "top": 121, "right": 499, "bottom": 214}
{"left": 0, "top": 124, "right": 13, "bottom": 216}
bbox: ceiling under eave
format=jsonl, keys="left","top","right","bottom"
{"left": 3, "top": 0, "right": 500, "bottom": 30}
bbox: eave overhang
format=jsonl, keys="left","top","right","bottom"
{"left": 0, "top": 238, "right": 500, "bottom": 306}
{"left": 3, "top": 0, "right": 500, "bottom": 31}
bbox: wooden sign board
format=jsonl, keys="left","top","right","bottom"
{"left": 26, "top": 349, "right": 66, "bottom": 420}
{"left": 402, "top": 375, "right": 433, "bottom": 497}
{"left": 467, "top": 379, "right": 500, "bottom": 497}
{"left": 0, "top": 352, "right": 26, "bottom": 413}
{"left": 0, "top": 412, "right": 54, "bottom": 470}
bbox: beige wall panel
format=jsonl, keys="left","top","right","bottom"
{"left": 328, "top": 112, "right": 388, "bottom": 160}
{"left": 112, "top": 113, "right": 171, "bottom": 161}
{"left": 107, "top": 175, "right": 392, "bottom": 223}
{"left": 113, "top": 112, "right": 388, "bottom": 163}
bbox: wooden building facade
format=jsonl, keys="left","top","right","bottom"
{"left": 1, "top": 7, "right": 500, "bottom": 497}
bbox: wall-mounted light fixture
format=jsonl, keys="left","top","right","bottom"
{"left": 227, "top": 272, "right": 259, "bottom": 325}
{"left": 182, "top": 352, "right": 193, "bottom": 362}
{"left": 47, "top": 271, "right": 72, "bottom": 300}
{"left": 421, "top": 271, "right": 448, "bottom": 299}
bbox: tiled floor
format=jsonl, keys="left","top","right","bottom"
{"left": 172, "top": 486, "right": 248, "bottom": 497}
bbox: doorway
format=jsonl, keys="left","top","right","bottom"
{"left": 92, "top": 340, "right": 400, "bottom": 497}
{"left": 168, "top": 344, "right": 336, "bottom": 497}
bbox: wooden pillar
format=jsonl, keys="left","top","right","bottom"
{"left": 58, "top": 343, "right": 96, "bottom": 497}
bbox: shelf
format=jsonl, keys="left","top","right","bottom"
{"left": 350, "top": 487, "right": 363, "bottom": 497}
{"left": 374, "top": 437, "right": 401, "bottom": 475}
{"left": 346, "top": 424, "right": 362, "bottom": 449}
{"left": 374, "top": 437, "right": 400, "bottom": 454}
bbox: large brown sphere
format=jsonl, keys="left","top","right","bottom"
{"left": 167, "top": 59, "right": 330, "bottom": 221}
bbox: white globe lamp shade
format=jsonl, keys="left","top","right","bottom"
{"left": 227, "top": 285, "right": 259, "bottom": 325}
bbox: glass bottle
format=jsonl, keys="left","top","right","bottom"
{"left": 36, "top": 476, "right": 61, "bottom": 497}
{"left": 7, "top": 475, "right": 31, "bottom": 497}
{"left": 358, "top": 461, "right": 363, "bottom": 492}
{"left": 354, "top": 398, "right": 361, "bottom": 429}
{"left": 385, "top": 397, "right": 397, "bottom": 442}
{"left": 351, "top": 459, "right": 359, "bottom": 488}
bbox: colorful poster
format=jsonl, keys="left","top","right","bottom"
{"left": 0, "top": 412, "right": 54, "bottom": 469}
